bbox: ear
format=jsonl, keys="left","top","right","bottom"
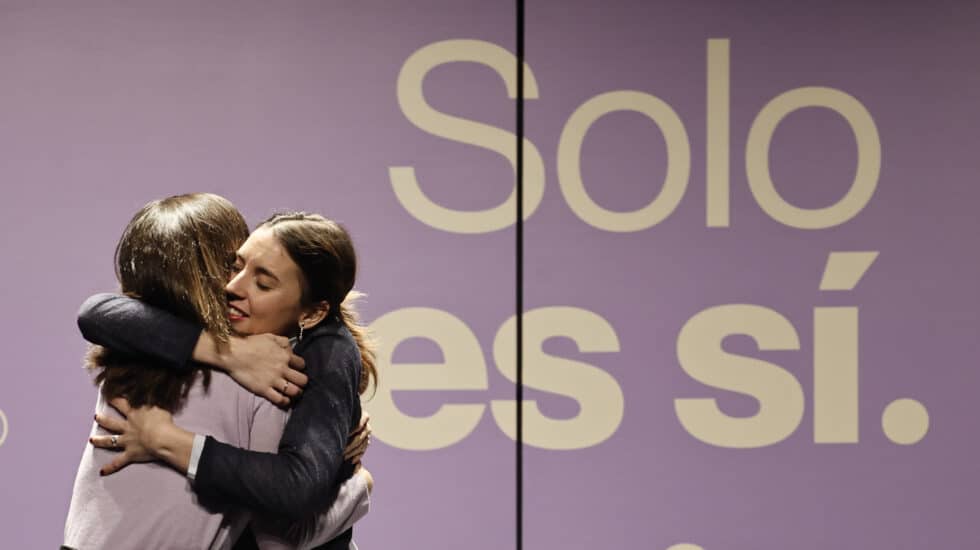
{"left": 299, "top": 301, "right": 330, "bottom": 328}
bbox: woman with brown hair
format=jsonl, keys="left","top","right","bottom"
{"left": 76, "top": 209, "right": 377, "bottom": 549}
{"left": 64, "top": 194, "right": 370, "bottom": 549}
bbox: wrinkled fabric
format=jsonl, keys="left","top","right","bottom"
{"left": 196, "top": 319, "right": 361, "bottom": 520}
{"left": 77, "top": 294, "right": 363, "bottom": 546}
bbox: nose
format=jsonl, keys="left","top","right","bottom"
{"left": 225, "top": 269, "right": 247, "bottom": 299}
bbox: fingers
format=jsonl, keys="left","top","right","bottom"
{"left": 90, "top": 435, "right": 122, "bottom": 451}
{"left": 94, "top": 413, "right": 127, "bottom": 434}
{"left": 288, "top": 353, "right": 306, "bottom": 371}
{"left": 343, "top": 436, "right": 364, "bottom": 457}
{"left": 278, "top": 379, "right": 302, "bottom": 398}
{"left": 350, "top": 424, "right": 370, "bottom": 445}
{"left": 108, "top": 397, "right": 132, "bottom": 417}
{"left": 273, "top": 335, "right": 291, "bottom": 349}
{"left": 284, "top": 368, "right": 308, "bottom": 390}
{"left": 350, "top": 416, "right": 372, "bottom": 442}
{"left": 100, "top": 453, "right": 134, "bottom": 476}
{"left": 90, "top": 431, "right": 135, "bottom": 477}
{"left": 343, "top": 429, "right": 371, "bottom": 462}
{"left": 343, "top": 442, "right": 368, "bottom": 462}
{"left": 264, "top": 388, "right": 290, "bottom": 408}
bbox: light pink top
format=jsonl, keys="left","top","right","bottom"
{"left": 63, "top": 371, "right": 368, "bottom": 550}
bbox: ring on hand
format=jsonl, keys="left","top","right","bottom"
{"left": 282, "top": 381, "right": 289, "bottom": 394}
{"left": 110, "top": 435, "right": 119, "bottom": 448}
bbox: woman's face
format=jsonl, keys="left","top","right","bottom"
{"left": 225, "top": 227, "right": 306, "bottom": 337}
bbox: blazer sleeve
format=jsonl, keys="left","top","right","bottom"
{"left": 77, "top": 293, "right": 200, "bottom": 371}
{"left": 194, "top": 329, "right": 362, "bottom": 520}
{"left": 247, "top": 387, "right": 371, "bottom": 550}
{"left": 252, "top": 473, "right": 371, "bottom": 550}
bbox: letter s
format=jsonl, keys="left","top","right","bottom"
{"left": 674, "top": 304, "right": 804, "bottom": 448}
{"left": 390, "top": 39, "right": 545, "bottom": 234}
{"left": 491, "top": 307, "right": 624, "bottom": 450}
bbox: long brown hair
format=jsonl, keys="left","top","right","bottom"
{"left": 258, "top": 212, "right": 377, "bottom": 395}
{"left": 87, "top": 193, "right": 249, "bottom": 411}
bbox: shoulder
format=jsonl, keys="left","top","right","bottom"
{"left": 183, "top": 369, "right": 248, "bottom": 410}
{"left": 294, "top": 318, "right": 361, "bottom": 379}
{"left": 172, "top": 371, "right": 275, "bottom": 442}
{"left": 295, "top": 318, "right": 358, "bottom": 359}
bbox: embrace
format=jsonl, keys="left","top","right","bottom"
{"left": 63, "top": 193, "right": 377, "bottom": 550}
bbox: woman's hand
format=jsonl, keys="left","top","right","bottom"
{"left": 90, "top": 397, "right": 174, "bottom": 475}
{"left": 91, "top": 397, "right": 196, "bottom": 475}
{"left": 204, "top": 333, "right": 308, "bottom": 406}
{"left": 347, "top": 412, "right": 374, "bottom": 492}
{"left": 343, "top": 411, "right": 372, "bottom": 465}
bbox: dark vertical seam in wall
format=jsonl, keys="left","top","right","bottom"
{"left": 515, "top": 0, "right": 525, "bottom": 549}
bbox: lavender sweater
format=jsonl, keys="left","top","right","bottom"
{"left": 63, "top": 370, "right": 369, "bottom": 550}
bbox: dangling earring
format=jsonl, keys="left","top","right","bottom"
{"left": 298, "top": 322, "right": 305, "bottom": 342}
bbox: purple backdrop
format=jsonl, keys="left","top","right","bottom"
{"left": 0, "top": 2, "right": 977, "bottom": 549}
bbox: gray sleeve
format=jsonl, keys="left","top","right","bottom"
{"left": 77, "top": 293, "right": 200, "bottom": 371}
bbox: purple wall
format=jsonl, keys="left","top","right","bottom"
{"left": 0, "top": 2, "right": 977, "bottom": 549}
